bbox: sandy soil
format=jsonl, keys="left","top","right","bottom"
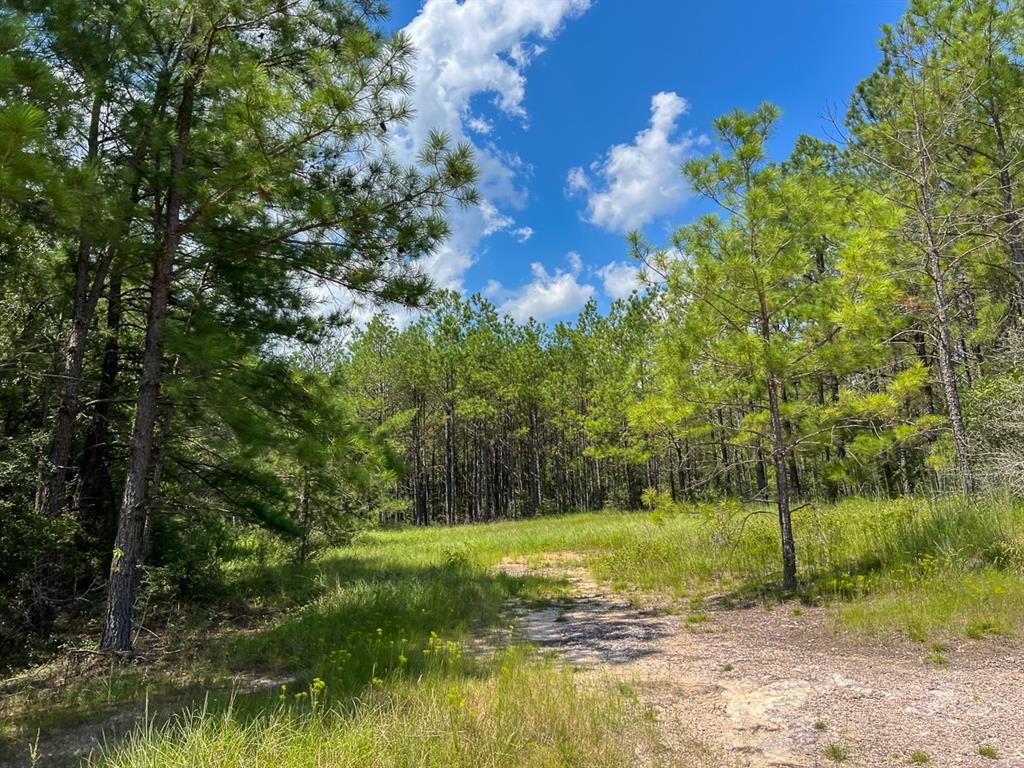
{"left": 496, "top": 553, "right": 1024, "bottom": 768}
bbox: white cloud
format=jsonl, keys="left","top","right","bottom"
{"left": 395, "top": 0, "right": 590, "bottom": 289}
{"left": 596, "top": 260, "right": 642, "bottom": 299}
{"left": 479, "top": 199, "right": 514, "bottom": 236}
{"left": 512, "top": 226, "right": 534, "bottom": 243}
{"left": 565, "top": 165, "right": 589, "bottom": 194}
{"left": 466, "top": 115, "right": 493, "bottom": 135}
{"left": 570, "top": 91, "right": 698, "bottom": 233}
{"left": 486, "top": 252, "right": 594, "bottom": 322}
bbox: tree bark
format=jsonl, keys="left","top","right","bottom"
{"left": 758, "top": 288, "right": 797, "bottom": 590}
{"left": 443, "top": 398, "right": 456, "bottom": 526}
{"left": 30, "top": 90, "right": 114, "bottom": 630}
{"left": 34, "top": 90, "right": 110, "bottom": 524}
{"left": 914, "top": 110, "right": 975, "bottom": 494}
{"left": 987, "top": 94, "right": 1024, "bottom": 310}
{"left": 755, "top": 443, "right": 769, "bottom": 502}
{"left": 75, "top": 266, "right": 123, "bottom": 541}
{"left": 101, "top": 71, "right": 196, "bottom": 653}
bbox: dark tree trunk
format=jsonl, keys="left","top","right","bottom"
{"left": 758, "top": 287, "right": 797, "bottom": 591}
{"left": 716, "top": 409, "right": 731, "bottom": 496}
{"left": 443, "top": 399, "right": 455, "bottom": 526}
{"left": 767, "top": 374, "right": 796, "bottom": 590}
{"left": 101, "top": 73, "right": 196, "bottom": 653}
{"left": 755, "top": 444, "right": 769, "bottom": 502}
{"left": 76, "top": 267, "right": 123, "bottom": 546}
{"left": 34, "top": 90, "right": 109, "bottom": 524}
{"left": 30, "top": 90, "right": 114, "bottom": 630}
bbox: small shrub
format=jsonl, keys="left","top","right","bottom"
{"left": 978, "top": 745, "right": 999, "bottom": 759}
{"left": 441, "top": 545, "right": 474, "bottom": 574}
{"left": 909, "top": 751, "right": 930, "bottom": 764}
{"left": 965, "top": 617, "right": 1006, "bottom": 639}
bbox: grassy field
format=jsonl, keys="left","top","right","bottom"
{"left": 3, "top": 495, "right": 1022, "bottom": 766}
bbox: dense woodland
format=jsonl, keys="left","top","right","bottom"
{"left": 2, "top": 0, "right": 1024, "bottom": 662}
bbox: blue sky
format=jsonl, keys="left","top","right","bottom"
{"left": 379, "top": 0, "right": 906, "bottom": 323}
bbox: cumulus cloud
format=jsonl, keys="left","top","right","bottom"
{"left": 569, "top": 91, "right": 699, "bottom": 233}
{"left": 512, "top": 226, "right": 534, "bottom": 243}
{"left": 565, "top": 165, "right": 590, "bottom": 194}
{"left": 486, "top": 252, "right": 595, "bottom": 322}
{"left": 466, "top": 115, "right": 493, "bottom": 135}
{"left": 394, "top": 0, "right": 590, "bottom": 289}
{"left": 596, "top": 260, "right": 642, "bottom": 299}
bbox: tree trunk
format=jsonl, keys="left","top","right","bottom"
{"left": 988, "top": 101, "right": 1024, "bottom": 310}
{"left": 101, "top": 73, "right": 196, "bottom": 653}
{"left": 444, "top": 399, "right": 455, "bottom": 526}
{"left": 716, "top": 409, "right": 731, "bottom": 496}
{"left": 75, "top": 266, "right": 123, "bottom": 544}
{"left": 755, "top": 443, "right": 769, "bottom": 502}
{"left": 30, "top": 90, "right": 113, "bottom": 630}
{"left": 758, "top": 288, "right": 797, "bottom": 590}
{"left": 297, "top": 469, "right": 312, "bottom": 563}
{"left": 767, "top": 375, "right": 796, "bottom": 590}
{"left": 914, "top": 108, "right": 975, "bottom": 494}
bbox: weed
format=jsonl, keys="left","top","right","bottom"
{"left": 824, "top": 743, "right": 849, "bottom": 761}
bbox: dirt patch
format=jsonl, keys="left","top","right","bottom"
{"left": 497, "top": 554, "right": 1024, "bottom": 768}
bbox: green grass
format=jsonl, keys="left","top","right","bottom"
{"left": 91, "top": 650, "right": 656, "bottom": 768}
{"left": 587, "top": 495, "right": 1024, "bottom": 642}
{"left": 4, "top": 512, "right": 673, "bottom": 766}
{"left": 824, "top": 743, "right": 849, "bottom": 761}
{"left": 5, "top": 494, "right": 1023, "bottom": 765}
{"left": 978, "top": 744, "right": 999, "bottom": 759}
{"left": 909, "top": 750, "right": 931, "bottom": 763}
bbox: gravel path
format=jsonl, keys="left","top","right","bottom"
{"left": 497, "top": 554, "right": 1024, "bottom": 768}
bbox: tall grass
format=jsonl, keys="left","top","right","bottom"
{"left": 589, "top": 496, "right": 1023, "bottom": 590}
{"left": 92, "top": 650, "right": 658, "bottom": 768}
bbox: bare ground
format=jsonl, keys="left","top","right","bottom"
{"left": 496, "top": 553, "right": 1024, "bottom": 768}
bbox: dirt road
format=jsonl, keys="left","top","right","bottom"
{"left": 497, "top": 554, "right": 1024, "bottom": 768}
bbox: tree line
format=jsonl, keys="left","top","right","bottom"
{"left": 337, "top": 0, "right": 1024, "bottom": 595}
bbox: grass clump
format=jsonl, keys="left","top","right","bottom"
{"left": 824, "top": 743, "right": 849, "bottom": 761}
{"left": 978, "top": 744, "right": 999, "bottom": 759}
{"left": 909, "top": 751, "right": 930, "bottom": 763}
